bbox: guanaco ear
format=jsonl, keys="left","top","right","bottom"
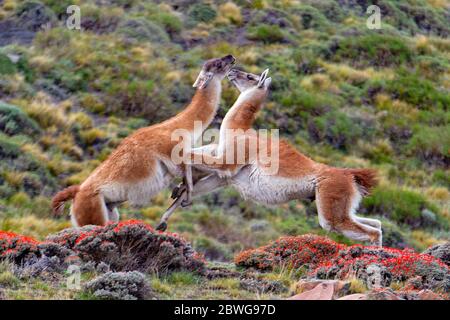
{"left": 263, "top": 77, "right": 272, "bottom": 89}
{"left": 257, "top": 68, "right": 270, "bottom": 88}
{"left": 193, "top": 71, "right": 214, "bottom": 89}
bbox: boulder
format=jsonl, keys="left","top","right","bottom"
{"left": 423, "top": 242, "right": 450, "bottom": 267}
{"left": 417, "top": 289, "right": 444, "bottom": 300}
{"left": 295, "top": 279, "right": 350, "bottom": 299}
{"left": 338, "top": 294, "right": 368, "bottom": 300}
{"left": 367, "top": 288, "right": 403, "bottom": 300}
{"left": 288, "top": 282, "right": 334, "bottom": 300}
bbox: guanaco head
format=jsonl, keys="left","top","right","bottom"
{"left": 227, "top": 68, "right": 272, "bottom": 93}
{"left": 193, "top": 55, "right": 236, "bottom": 89}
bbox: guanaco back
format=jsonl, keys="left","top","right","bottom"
{"left": 52, "top": 55, "right": 236, "bottom": 227}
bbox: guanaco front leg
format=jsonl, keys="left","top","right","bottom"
{"left": 156, "top": 174, "right": 228, "bottom": 231}
{"left": 182, "top": 164, "right": 194, "bottom": 207}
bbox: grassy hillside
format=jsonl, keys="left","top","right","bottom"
{"left": 0, "top": 0, "right": 449, "bottom": 284}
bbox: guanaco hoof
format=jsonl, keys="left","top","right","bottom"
{"left": 181, "top": 199, "right": 192, "bottom": 208}
{"left": 171, "top": 185, "right": 187, "bottom": 199}
{"left": 155, "top": 222, "right": 167, "bottom": 231}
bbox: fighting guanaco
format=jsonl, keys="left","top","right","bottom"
{"left": 158, "top": 68, "right": 382, "bottom": 247}
{"left": 52, "top": 55, "right": 236, "bottom": 226}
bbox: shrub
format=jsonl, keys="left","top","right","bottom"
{"left": 218, "top": 2, "right": 242, "bottom": 25}
{"left": 313, "top": 245, "right": 449, "bottom": 292}
{"left": 0, "top": 133, "right": 21, "bottom": 158}
{"left": 362, "top": 187, "right": 441, "bottom": 228}
{"left": 235, "top": 234, "right": 344, "bottom": 271}
{"left": 333, "top": 34, "right": 413, "bottom": 67}
{"left": 14, "top": 0, "right": 57, "bottom": 32}
{"left": 117, "top": 18, "right": 170, "bottom": 44}
{"left": 0, "top": 230, "right": 40, "bottom": 265}
{"left": 307, "top": 111, "right": 364, "bottom": 151}
{"left": 384, "top": 73, "right": 450, "bottom": 110}
{"left": 84, "top": 271, "right": 153, "bottom": 300}
{"left": 47, "top": 220, "right": 205, "bottom": 274}
{"left": 0, "top": 102, "right": 41, "bottom": 136}
{"left": 188, "top": 3, "right": 217, "bottom": 24}
{"left": 247, "top": 25, "right": 286, "bottom": 44}
{"left": 291, "top": 5, "right": 330, "bottom": 30}
{"left": 235, "top": 235, "right": 450, "bottom": 292}
{"left": 0, "top": 54, "right": 17, "bottom": 75}
{"left": 407, "top": 126, "right": 449, "bottom": 166}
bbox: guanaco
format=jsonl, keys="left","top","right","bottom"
{"left": 158, "top": 68, "right": 382, "bottom": 247}
{"left": 52, "top": 55, "right": 236, "bottom": 226}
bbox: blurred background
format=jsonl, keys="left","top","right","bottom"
{"left": 0, "top": 0, "right": 449, "bottom": 263}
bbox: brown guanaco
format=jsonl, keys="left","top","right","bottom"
{"left": 158, "top": 68, "right": 382, "bottom": 247}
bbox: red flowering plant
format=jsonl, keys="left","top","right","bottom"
{"left": 235, "top": 234, "right": 344, "bottom": 270}
{"left": 1, "top": 220, "right": 205, "bottom": 276}
{"left": 0, "top": 230, "right": 40, "bottom": 265}
{"left": 235, "top": 234, "right": 450, "bottom": 293}
{"left": 46, "top": 220, "right": 205, "bottom": 274}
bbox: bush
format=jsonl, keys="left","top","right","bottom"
{"left": 117, "top": 18, "right": 170, "bottom": 44}
{"left": 385, "top": 73, "right": 450, "bottom": 110}
{"left": 247, "top": 24, "right": 286, "bottom": 44}
{"left": 235, "top": 234, "right": 450, "bottom": 292}
{"left": 0, "top": 102, "right": 41, "bottom": 136}
{"left": 188, "top": 3, "right": 217, "bottom": 23}
{"left": 308, "top": 111, "right": 364, "bottom": 151}
{"left": 333, "top": 34, "right": 413, "bottom": 67}
{"left": 47, "top": 220, "right": 205, "bottom": 274}
{"left": 362, "top": 187, "right": 442, "bottom": 228}
{"left": 84, "top": 271, "right": 153, "bottom": 300}
{"left": 407, "top": 126, "right": 449, "bottom": 166}
{"left": 235, "top": 234, "right": 343, "bottom": 270}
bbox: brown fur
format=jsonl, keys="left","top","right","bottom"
{"left": 52, "top": 55, "right": 235, "bottom": 226}
{"left": 188, "top": 73, "right": 382, "bottom": 245}
{"left": 52, "top": 185, "right": 80, "bottom": 215}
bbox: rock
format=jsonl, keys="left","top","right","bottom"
{"left": 423, "top": 242, "right": 450, "bottom": 267}
{"left": 337, "top": 294, "right": 368, "bottom": 300}
{"left": 288, "top": 282, "right": 335, "bottom": 300}
{"left": 295, "top": 279, "right": 350, "bottom": 299}
{"left": 417, "top": 289, "right": 444, "bottom": 300}
{"left": 367, "top": 288, "right": 403, "bottom": 300}
{"left": 240, "top": 278, "right": 287, "bottom": 294}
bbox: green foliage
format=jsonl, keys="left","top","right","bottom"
{"left": 308, "top": 111, "right": 364, "bottom": 151}
{"left": 384, "top": 73, "right": 450, "bottom": 110}
{"left": 333, "top": 34, "right": 414, "bottom": 67}
{"left": 247, "top": 24, "right": 286, "bottom": 43}
{"left": 0, "top": 54, "right": 17, "bottom": 75}
{"left": 188, "top": 3, "right": 217, "bottom": 23}
{"left": 0, "top": 102, "right": 41, "bottom": 136}
{"left": 363, "top": 187, "right": 442, "bottom": 228}
{"left": 117, "top": 18, "right": 170, "bottom": 43}
{"left": 407, "top": 126, "right": 450, "bottom": 166}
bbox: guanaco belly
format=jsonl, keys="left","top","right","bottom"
{"left": 101, "top": 159, "right": 180, "bottom": 207}
{"left": 230, "top": 165, "right": 316, "bottom": 205}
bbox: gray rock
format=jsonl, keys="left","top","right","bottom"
{"left": 423, "top": 242, "right": 450, "bottom": 267}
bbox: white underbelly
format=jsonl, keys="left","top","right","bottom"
{"left": 101, "top": 161, "right": 176, "bottom": 207}
{"left": 230, "top": 165, "right": 316, "bottom": 205}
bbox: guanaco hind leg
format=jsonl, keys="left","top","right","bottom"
{"left": 72, "top": 190, "right": 109, "bottom": 226}
{"left": 315, "top": 175, "right": 382, "bottom": 247}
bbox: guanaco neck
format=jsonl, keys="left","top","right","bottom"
{"left": 219, "top": 89, "right": 264, "bottom": 144}
{"left": 169, "top": 78, "right": 222, "bottom": 141}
